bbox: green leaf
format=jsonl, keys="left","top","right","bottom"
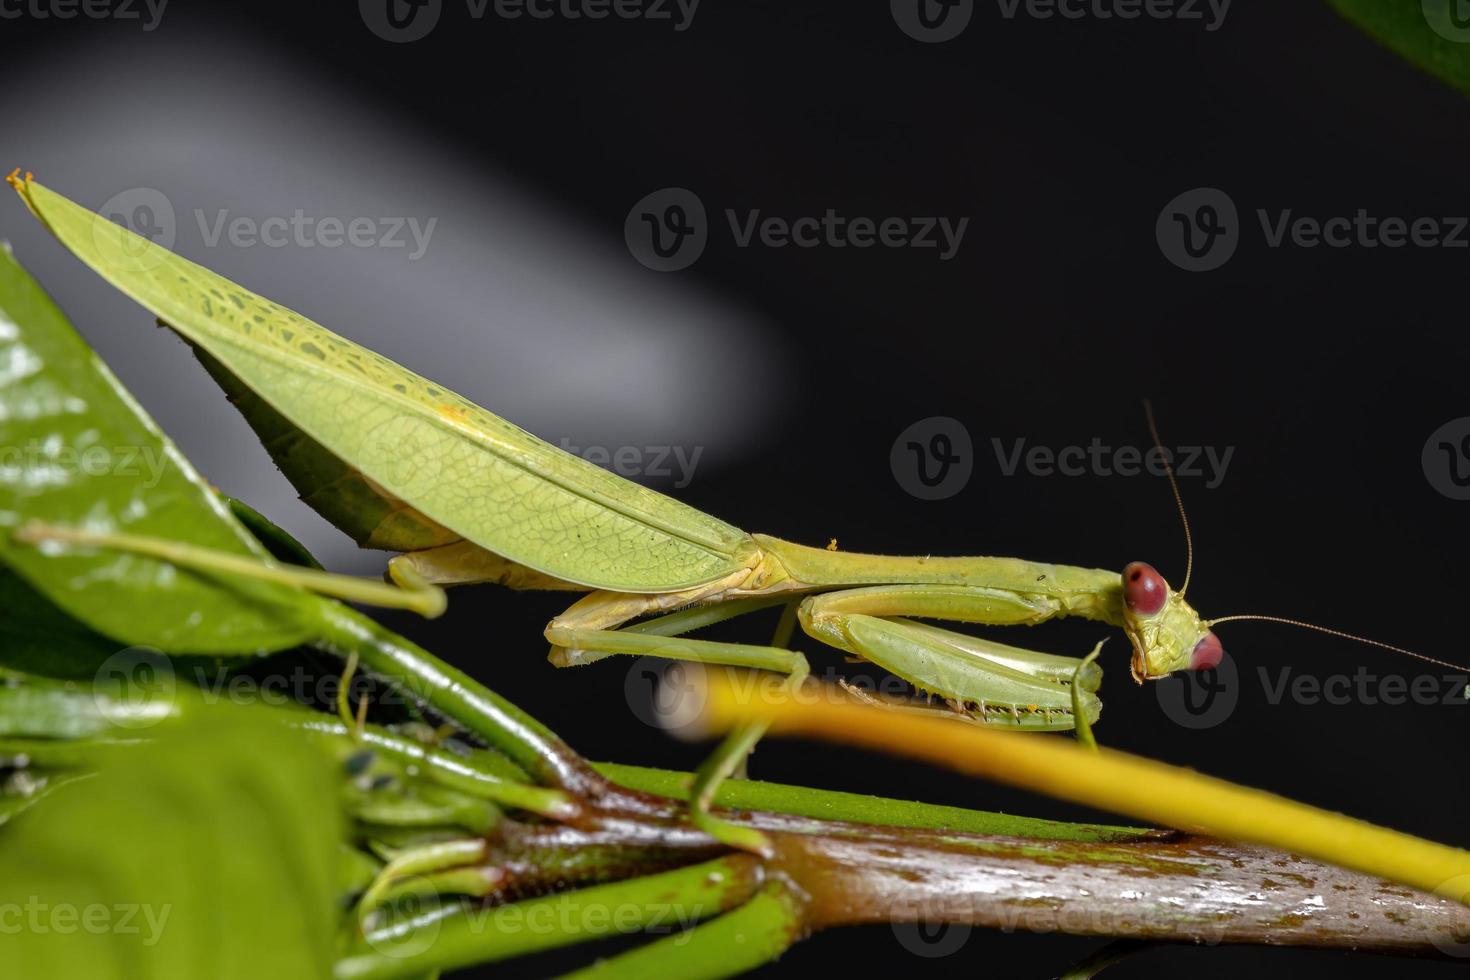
{"left": 14, "top": 177, "right": 758, "bottom": 593}
{"left": 0, "top": 563, "right": 121, "bottom": 678}
{"left": 0, "top": 239, "right": 317, "bottom": 655}
{"left": 221, "top": 493, "right": 325, "bottom": 569}
{"left": 1331, "top": 0, "right": 1470, "bottom": 97}
{"left": 0, "top": 708, "right": 345, "bottom": 979}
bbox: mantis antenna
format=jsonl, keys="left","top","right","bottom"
{"left": 1206, "top": 614, "right": 1470, "bottom": 674}
{"left": 1146, "top": 401, "right": 1470, "bottom": 674}
{"left": 1143, "top": 399, "right": 1193, "bottom": 597}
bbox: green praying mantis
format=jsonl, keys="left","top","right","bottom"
{"left": 8, "top": 172, "right": 1463, "bottom": 853}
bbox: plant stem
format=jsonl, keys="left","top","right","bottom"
{"left": 295, "top": 718, "right": 576, "bottom": 820}
{"left": 333, "top": 855, "right": 764, "bottom": 980}
{"left": 766, "top": 827, "right": 1470, "bottom": 955}
{"left": 593, "top": 761, "right": 1155, "bottom": 842}
{"left": 313, "top": 605, "right": 598, "bottom": 792}
{"left": 549, "top": 882, "right": 805, "bottom": 980}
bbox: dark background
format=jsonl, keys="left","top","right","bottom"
{"left": 4, "top": 1, "right": 1470, "bottom": 976}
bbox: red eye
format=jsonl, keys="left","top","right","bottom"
{"left": 1191, "top": 632, "right": 1224, "bottom": 671}
{"left": 1122, "top": 561, "right": 1167, "bottom": 615}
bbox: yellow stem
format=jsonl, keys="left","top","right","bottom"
{"left": 692, "top": 675, "right": 1470, "bottom": 905}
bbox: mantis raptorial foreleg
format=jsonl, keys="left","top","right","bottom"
{"left": 545, "top": 581, "right": 1103, "bottom": 733}
{"left": 540, "top": 580, "right": 1104, "bottom": 852}
{"left": 796, "top": 585, "right": 1103, "bottom": 730}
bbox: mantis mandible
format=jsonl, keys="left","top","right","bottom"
{"left": 10, "top": 172, "right": 1463, "bottom": 853}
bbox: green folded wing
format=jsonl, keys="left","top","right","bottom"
{"left": 15, "top": 177, "right": 757, "bottom": 593}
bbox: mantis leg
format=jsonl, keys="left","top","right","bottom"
{"left": 545, "top": 596, "right": 808, "bottom": 856}
{"left": 684, "top": 600, "right": 804, "bottom": 856}
{"left": 796, "top": 585, "right": 1104, "bottom": 732}
{"left": 388, "top": 540, "right": 586, "bottom": 590}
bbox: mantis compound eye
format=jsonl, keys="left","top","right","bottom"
{"left": 1191, "top": 632, "right": 1224, "bottom": 671}
{"left": 1122, "top": 561, "right": 1167, "bottom": 616}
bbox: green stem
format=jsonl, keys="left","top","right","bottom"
{"left": 13, "top": 520, "right": 447, "bottom": 617}
{"left": 550, "top": 882, "right": 804, "bottom": 980}
{"left": 295, "top": 719, "right": 575, "bottom": 820}
{"left": 592, "top": 761, "right": 1154, "bottom": 843}
{"left": 333, "top": 855, "right": 763, "bottom": 980}
{"left": 1057, "top": 940, "right": 1152, "bottom": 979}
{"left": 314, "top": 605, "right": 598, "bottom": 792}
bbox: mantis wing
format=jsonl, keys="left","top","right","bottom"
{"left": 14, "top": 177, "right": 759, "bottom": 593}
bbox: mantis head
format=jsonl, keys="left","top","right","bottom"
{"left": 1119, "top": 561, "right": 1222, "bottom": 682}
{"left": 1122, "top": 402, "right": 1465, "bottom": 683}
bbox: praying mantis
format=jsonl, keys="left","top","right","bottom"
{"left": 8, "top": 172, "right": 1460, "bottom": 852}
